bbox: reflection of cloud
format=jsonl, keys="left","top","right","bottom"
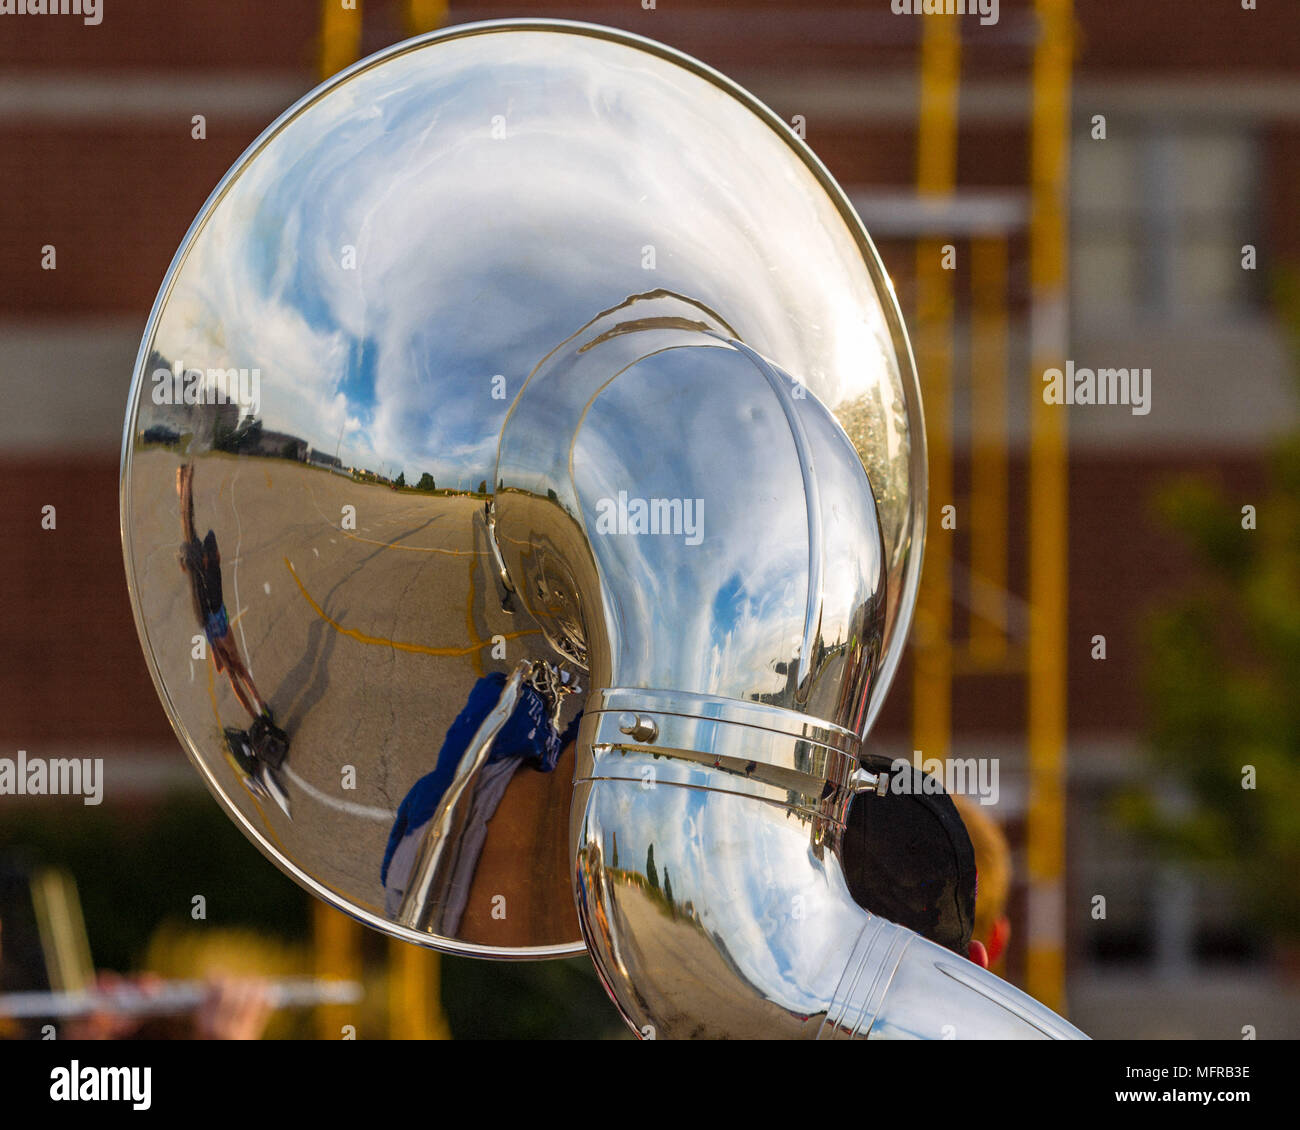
{"left": 574, "top": 343, "right": 838, "bottom": 699}
{"left": 148, "top": 30, "right": 906, "bottom": 498}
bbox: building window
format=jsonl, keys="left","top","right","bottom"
{"left": 1072, "top": 124, "right": 1261, "bottom": 324}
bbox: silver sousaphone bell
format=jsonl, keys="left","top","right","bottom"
{"left": 121, "top": 19, "right": 1086, "bottom": 1039}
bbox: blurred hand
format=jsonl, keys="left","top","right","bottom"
{"left": 193, "top": 976, "right": 271, "bottom": 1041}
{"left": 64, "top": 971, "right": 164, "bottom": 1040}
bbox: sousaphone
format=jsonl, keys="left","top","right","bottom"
{"left": 121, "top": 19, "right": 1085, "bottom": 1039}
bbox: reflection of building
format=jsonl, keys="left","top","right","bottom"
{"left": 307, "top": 449, "right": 342, "bottom": 470}
{"left": 221, "top": 421, "right": 307, "bottom": 461}
{"left": 137, "top": 352, "right": 247, "bottom": 449}
{"left": 138, "top": 391, "right": 240, "bottom": 450}
{"left": 258, "top": 431, "right": 307, "bottom": 461}
{"left": 139, "top": 425, "right": 180, "bottom": 447}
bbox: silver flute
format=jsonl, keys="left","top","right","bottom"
{"left": 0, "top": 978, "right": 361, "bottom": 1020}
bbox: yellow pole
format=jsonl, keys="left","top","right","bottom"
{"left": 405, "top": 0, "right": 449, "bottom": 34}
{"left": 1026, "top": 0, "right": 1073, "bottom": 1013}
{"left": 388, "top": 937, "right": 452, "bottom": 1039}
{"left": 911, "top": 13, "right": 961, "bottom": 767}
{"left": 318, "top": 0, "right": 363, "bottom": 81}
{"left": 314, "top": 902, "right": 364, "bottom": 1039}
{"left": 969, "top": 236, "right": 1009, "bottom": 664}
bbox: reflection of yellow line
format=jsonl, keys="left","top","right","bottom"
{"left": 205, "top": 650, "right": 223, "bottom": 728}
{"left": 284, "top": 556, "right": 536, "bottom": 656}
{"left": 468, "top": 543, "right": 485, "bottom": 678}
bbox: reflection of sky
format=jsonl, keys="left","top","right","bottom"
{"left": 148, "top": 30, "right": 905, "bottom": 491}
{"left": 572, "top": 341, "right": 882, "bottom": 704}
{"left": 574, "top": 345, "right": 809, "bottom": 699}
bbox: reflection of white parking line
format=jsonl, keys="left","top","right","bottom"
{"left": 281, "top": 765, "right": 393, "bottom": 822}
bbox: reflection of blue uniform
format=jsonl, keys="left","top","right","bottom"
{"left": 381, "top": 673, "right": 580, "bottom": 892}
{"left": 183, "top": 529, "right": 228, "bottom": 644}
{"left": 204, "top": 606, "right": 229, "bottom": 643}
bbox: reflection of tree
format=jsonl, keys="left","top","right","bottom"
{"left": 212, "top": 409, "right": 245, "bottom": 450}
{"left": 646, "top": 844, "right": 659, "bottom": 891}
{"left": 1128, "top": 268, "right": 1300, "bottom": 947}
{"left": 394, "top": 471, "right": 406, "bottom": 488}
{"left": 416, "top": 472, "right": 436, "bottom": 492}
{"left": 602, "top": 858, "right": 692, "bottom": 923}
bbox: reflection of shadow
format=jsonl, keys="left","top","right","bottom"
{"left": 276, "top": 597, "right": 340, "bottom": 741}
{"left": 176, "top": 461, "right": 292, "bottom": 817}
{"left": 383, "top": 662, "right": 578, "bottom": 937}
{"left": 277, "top": 497, "right": 436, "bottom": 735}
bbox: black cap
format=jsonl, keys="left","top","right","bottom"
{"left": 840, "top": 752, "right": 977, "bottom": 956}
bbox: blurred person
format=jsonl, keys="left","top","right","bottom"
{"left": 0, "top": 913, "right": 272, "bottom": 1040}
{"left": 951, "top": 794, "right": 1012, "bottom": 971}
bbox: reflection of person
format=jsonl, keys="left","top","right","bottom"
{"left": 952, "top": 795, "right": 1012, "bottom": 970}
{"left": 382, "top": 671, "right": 580, "bottom": 928}
{"left": 178, "top": 463, "right": 266, "bottom": 720}
{"left": 177, "top": 462, "right": 289, "bottom": 813}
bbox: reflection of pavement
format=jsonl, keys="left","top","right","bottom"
{"left": 126, "top": 449, "right": 579, "bottom": 948}
{"left": 610, "top": 890, "right": 809, "bottom": 1039}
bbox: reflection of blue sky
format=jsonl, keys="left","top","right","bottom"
{"left": 711, "top": 573, "right": 747, "bottom": 633}
{"left": 571, "top": 340, "right": 888, "bottom": 704}
{"left": 147, "top": 30, "right": 905, "bottom": 490}
{"left": 574, "top": 345, "right": 809, "bottom": 699}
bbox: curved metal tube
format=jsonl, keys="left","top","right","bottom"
{"left": 494, "top": 294, "right": 1086, "bottom": 1039}
{"left": 572, "top": 778, "right": 1086, "bottom": 1039}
